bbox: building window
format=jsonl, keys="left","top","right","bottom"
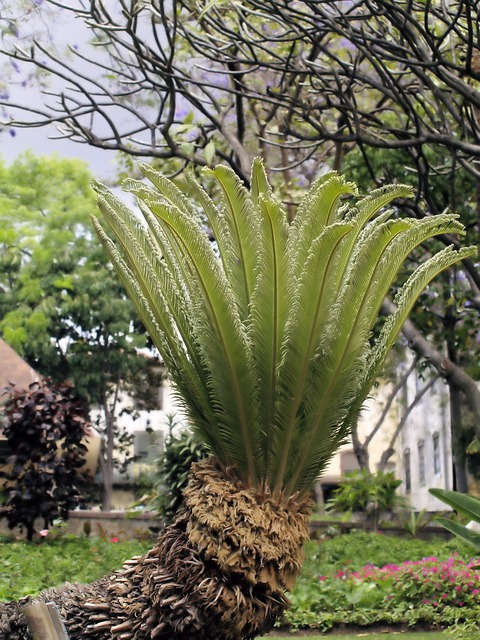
{"left": 433, "top": 432, "right": 441, "bottom": 475}
{"left": 340, "top": 450, "right": 360, "bottom": 475}
{"left": 134, "top": 430, "right": 164, "bottom": 463}
{"left": 404, "top": 449, "right": 411, "bottom": 494}
{"left": 418, "top": 440, "right": 426, "bottom": 486}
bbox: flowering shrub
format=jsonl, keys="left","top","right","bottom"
{"left": 286, "top": 551, "right": 480, "bottom": 631}
{"left": 349, "top": 555, "right": 480, "bottom": 610}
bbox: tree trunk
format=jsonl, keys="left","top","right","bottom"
{"left": 351, "top": 425, "right": 370, "bottom": 471}
{"left": 444, "top": 301, "right": 469, "bottom": 493}
{"left": 0, "top": 459, "right": 312, "bottom": 640}
{"left": 100, "top": 382, "right": 120, "bottom": 512}
{"left": 450, "top": 383, "right": 469, "bottom": 493}
{"left": 100, "top": 398, "right": 114, "bottom": 512}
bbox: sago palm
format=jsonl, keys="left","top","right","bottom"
{"left": 0, "top": 160, "right": 474, "bottom": 640}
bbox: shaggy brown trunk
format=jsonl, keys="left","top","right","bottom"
{"left": 0, "top": 459, "right": 312, "bottom": 640}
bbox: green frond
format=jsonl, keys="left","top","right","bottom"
{"left": 139, "top": 183, "right": 261, "bottom": 480}
{"left": 349, "top": 184, "right": 414, "bottom": 224}
{"left": 249, "top": 192, "right": 292, "bottom": 477}
{"left": 139, "top": 163, "right": 199, "bottom": 217}
{"left": 205, "top": 165, "right": 263, "bottom": 320}
{"left": 289, "top": 172, "right": 357, "bottom": 278}
{"left": 271, "top": 222, "right": 354, "bottom": 490}
{"left": 90, "top": 216, "right": 221, "bottom": 449}
{"left": 371, "top": 244, "right": 476, "bottom": 386}
{"left": 342, "top": 244, "right": 477, "bottom": 442}
{"left": 352, "top": 213, "right": 465, "bottom": 332}
{"left": 93, "top": 161, "right": 474, "bottom": 499}
{"left": 250, "top": 157, "right": 272, "bottom": 205}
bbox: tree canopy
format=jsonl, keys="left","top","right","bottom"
{"left": 0, "top": 152, "right": 160, "bottom": 509}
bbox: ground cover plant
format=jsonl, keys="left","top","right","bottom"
{"left": 0, "top": 535, "right": 151, "bottom": 602}
{"left": 285, "top": 532, "right": 480, "bottom": 632}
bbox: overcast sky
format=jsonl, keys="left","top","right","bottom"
{"left": 1, "top": 123, "right": 121, "bottom": 180}
{"left": 0, "top": 2, "right": 127, "bottom": 182}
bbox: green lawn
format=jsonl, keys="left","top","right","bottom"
{"left": 0, "top": 536, "right": 152, "bottom": 601}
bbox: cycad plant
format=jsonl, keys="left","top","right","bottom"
{"left": 1, "top": 160, "right": 474, "bottom": 640}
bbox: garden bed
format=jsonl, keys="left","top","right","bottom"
{"left": 0, "top": 529, "right": 477, "bottom": 635}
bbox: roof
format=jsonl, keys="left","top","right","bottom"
{"left": 0, "top": 337, "right": 40, "bottom": 397}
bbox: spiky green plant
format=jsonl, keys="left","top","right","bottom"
{"left": 91, "top": 160, "right": 473, "bottom": 500}
{"left": 1, "top": 161, "right": 474, "bottom": 640}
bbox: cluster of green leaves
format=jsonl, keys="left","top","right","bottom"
{"left": 0, "top": 380, "right": 88, "bottom": 540}
{"left": 326, "top": 469, "right": 406, "bottom": 531}
{"left": 0, "top": 535, "right": 151, "bottom": 602}
{"left": 92, "top": 159, "right": 474, "bottom": 497}
{"left": 153, "top": 425, "right": 208, "bottom": 524}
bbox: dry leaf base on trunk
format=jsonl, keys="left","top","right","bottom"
{"left": 0, "top": 459, "right": 312, "bottom": 640}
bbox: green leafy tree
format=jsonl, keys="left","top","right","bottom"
{"left": 0, "top": 152, "right": 156, "bottom": 510}
{"left": 0, "top": 161, "right": 473, "bottom": 639}
{"left": 0, "top": 380, "right": 88, "bottom": 541}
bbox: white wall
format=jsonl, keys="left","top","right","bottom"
{"left": 90, "top": 377, "right": 187, "bottom": 485}
{"left": 396, "top": 372, "right": 452, "bottom": 511}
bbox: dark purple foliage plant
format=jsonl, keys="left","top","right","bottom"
{"left": 0, "top": 380, "right": 89, "bottom": 540}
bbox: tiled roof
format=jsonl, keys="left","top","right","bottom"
{"left": 0, "top": 338, "right": 40, "bottom": 397}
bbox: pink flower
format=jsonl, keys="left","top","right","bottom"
{"left": 39, "top": 530, "right": 49, "bottom": 537}
{"left": 109, "top": 537, "right": 119, "bottom": 543}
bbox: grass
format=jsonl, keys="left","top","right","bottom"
{"left": 0, "top": 534, "right": 152, "bottom": 601}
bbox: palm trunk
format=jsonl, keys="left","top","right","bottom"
{"left": 0, "top": 459, "right": 311, "bottom": 640}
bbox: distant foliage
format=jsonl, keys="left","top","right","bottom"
{"left": 326, "top": 469, "right": 405, "bottom": 531}
{"left": 0, "top": 380, "right": 89, "bottom": 540}
{"left": 155, "top": 422, "right": 208, "bottom": 524}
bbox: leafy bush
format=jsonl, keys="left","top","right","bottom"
{"left": 326, "top": 469, "right": 405, "bottom": 530}
{"left": 0, "top": 381, "right": 89, "bottom": 540}
{"left": 153, "top": 421, "right": 208, "bottom": 523}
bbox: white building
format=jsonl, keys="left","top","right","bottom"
{"left": 318, "top": 353, "right": 454, "bottom": 512}
{"left": 396, "top": 371, "right": 453, "bottom": 511}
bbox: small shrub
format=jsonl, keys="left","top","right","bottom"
{"left": 0, "top": 380, "right": 89, "bottom": 540}
{"left": 326, "top": 469, "right": 405, "bottom": 531}
{"left": 153, "top": 420, "right": 208, "bottom": 523}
